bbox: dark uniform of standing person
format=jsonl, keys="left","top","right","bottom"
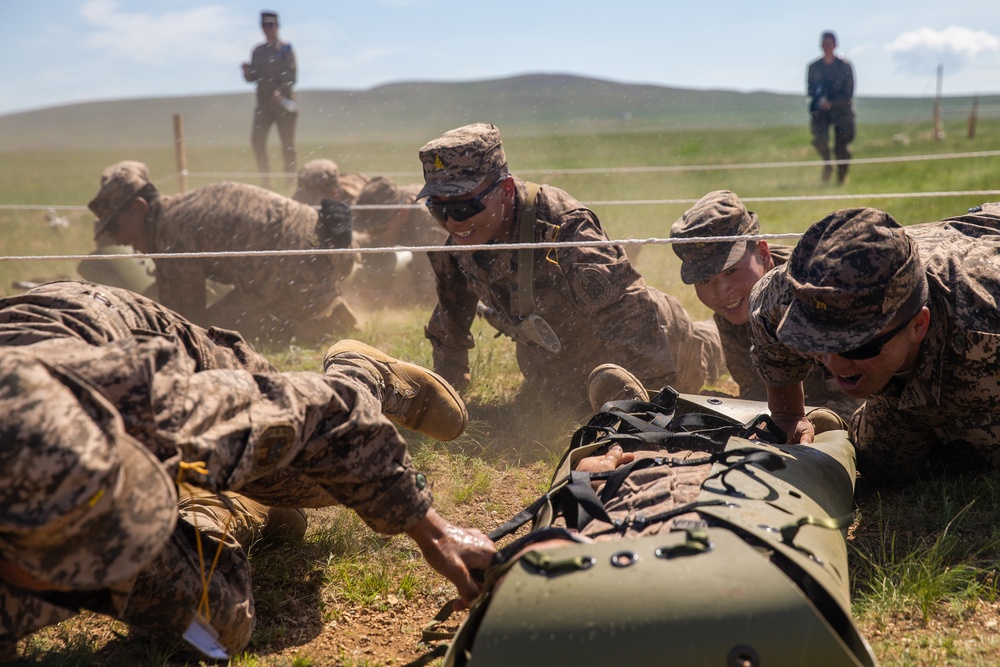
{"left": 748, "top": 204, "right": 1000, "bottom": 482}
{"left": 0, "top": 283, "right": 491, "bottom": 661}
{"left": 242, "top": 10, "right": 297, "bottom": 189}
{"left": 87, "top": 160, "right": 358, "bottom": 342}
{"left": 807, "top": 31, "right": 855, "bottom": 185}
{"left": 419, "top": 123, "right": 723, "bottom": 407}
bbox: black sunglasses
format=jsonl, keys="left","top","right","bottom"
{"left": 838, "top": 316, "right": 913, "bottom": 360}
{"left": 425, "top": 177, "right": 504, "bottom": 224}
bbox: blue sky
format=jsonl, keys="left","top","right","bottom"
{"left": 5, "top": 0, "right": 1000, "bottom": 116}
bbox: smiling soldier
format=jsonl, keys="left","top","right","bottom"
{"left": 417, "top": 123, "right": 724, "bottom": 409}
{"left": 670, "top": 190, "right": 860, "bottom": 420}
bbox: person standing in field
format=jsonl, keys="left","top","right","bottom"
{"left": 242, "top": 10, "right": 297, "bottom": 189}
{"left": 807, "top": 31, "right": 855, "bottom": 185}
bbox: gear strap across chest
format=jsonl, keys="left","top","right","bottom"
{"left": 514, "top": 181, "right": 542, "bottom": 318}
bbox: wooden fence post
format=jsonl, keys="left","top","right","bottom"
{"left": 173, "top": 114, "right": 188, "bottom": 192}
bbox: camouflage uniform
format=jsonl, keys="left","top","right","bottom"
{"left": 1, "top": 334, "right": 430, "bottom": 656}
{"left": 0, "top": 284, "right": 431, "bottom": 656}
{"left": 0, "top": 280, "right": 273, "bottom": 373}
{"left": 353, "top": 178, "right": 448, "bottom": 303}
{"left": 145, "top": 181, "right": 355, "bottom": 340}
{"left": 713, "top": 245, "right": 861, "bottom": 415}
{"left": 749, "top": 204, "right": 1000, "bottom": 480}
{"left": 420, "top": 124, "right": 722, "bottom": 400}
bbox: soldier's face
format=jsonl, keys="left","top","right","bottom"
{"left": 694, "top": 242, "right": 772, "bottom": 325}
{"left": 429, "top": 175, "right": 513, "bottom": 246}
{"left": 815, "top": 307, "right": 930, "bottom": 398}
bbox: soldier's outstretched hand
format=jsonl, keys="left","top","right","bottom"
{"left": 406, "top": 508, "right": 495, "bottom": 609}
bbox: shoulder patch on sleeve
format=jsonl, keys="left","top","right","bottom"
{"left": 574, "top": 267, "right": 614, "bottom": 309}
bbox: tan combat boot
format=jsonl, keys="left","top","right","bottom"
{"left": 587, "top": 363, "right": 649, "bottom": 413}
{"left": 806, "top": 407, "right": 849, "bottom": 435}
{"left": 324, "top": 339, "right": 468, "bottom": 441}
{"left": 178, "top": 488, "right": 307, "bottom": 550}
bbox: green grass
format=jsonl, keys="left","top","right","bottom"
{"left": 7, "top": 120, "right": 1000, "bottom": 665}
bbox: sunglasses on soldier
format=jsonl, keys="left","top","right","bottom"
{"left": 837, "top": 315, "right": 914, "bottom": 360}
{"left": 425, "top": 176, "right": 504, "bottom": 224}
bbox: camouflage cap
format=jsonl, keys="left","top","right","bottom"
{"left": 670, "top": 190, "right": 760, "bottom": 284}
{"left": 88, "top": 161, "right": 152, "bottom": 240}
{"left": 295, "top": 159, "right": 340, "bottom": 198}
{"left": 416, "top": 123, "right": 507, "bottom": 199}
{"left": 776, "top": 208, "right": 926, "bottom": 354}
{"left": 0, "top": 350, "right": 177, "bottom": 589}
{"left": 355, "top": 176, "right": 402, "bottom": 231}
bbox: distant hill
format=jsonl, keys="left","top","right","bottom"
{"left": 1, "top": 73, "right": 994, "bottom": 152}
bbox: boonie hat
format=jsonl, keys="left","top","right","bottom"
{"left": 295, "top": 159, "right": 340, "bottom": 197}
{"left": 670, "top": 190, "right": 760, "bottom": 284}
{"left": 0, "top": 350, "right": 177, "bottom": 589}
{"left": 776, "top": 208, "right": 926, "bottom": 354}
{"left": 355, "top": 176, "right": 402, "bottom": 231}
{"left": 88, "top": 161, "right": 152, "bottom": 240}
{"left": 417, "top": 123, "right": 507, "bottom": 199}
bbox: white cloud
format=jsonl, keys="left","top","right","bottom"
{"left": 79, "top": 0, "right": 246, "bottom": 67}
{"left": 886, "top": 26, "right": 1000, "bottom": 75}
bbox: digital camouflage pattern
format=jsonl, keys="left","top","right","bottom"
{"left": 426, "top": 179, "right": 723, "bottom": 398}
{"left": 713, "top": 246, "right": 862, "bottom": 415}
{"left": 87, "top": 161, "right": 152, "bottom": 237}
{"left": 292, "top": 158, "right": 340, "bottom": 204}
{"left": 749, "top": 204, "right": 1000, "bottom": 480}
{"left": 670, "top": 189, "right": 761, "bottom": 285}
{"left": 353, "top": 179, "right": 448, "bottom": 302}
{"left": 146, "top": 181, "right": 355, "bottom": 338}
{"left": 774, "top": 208, "right": 925, "bottom": 353}
{"left": 0, "top": 281, "right": 275, "bottom": 373}
{"left": 417, "top": 123, "right": 508, "bottom": 199}
{"left": 0, "top": 287, "right": 432, "bottom": 655}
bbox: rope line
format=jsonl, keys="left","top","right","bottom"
{"left": 5, "top": 189, "right": 1000, "bottom": 213}
{"left": 0, "top": 232, "right": 807, "bottom": 263}
{"left": 185, "top": 148, "right": 1000, "bottom": 180}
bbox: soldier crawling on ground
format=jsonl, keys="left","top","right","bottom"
{"left": 749, "top": 203, "right": 1000, "bottom": 482}
{"left": 669, "top": 189, "right": 861, "bottom": 419}
{"left": 418, "top": 123, "right": 725, "bottom": 411}
{"left": 88, "top": 160, "right": 358, "bottom": 343}
{"left": 0, "top": 281, "right": 492, "bottom": 660}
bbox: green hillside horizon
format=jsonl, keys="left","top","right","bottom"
{"left": 1, "top": 73, "right": 994, "bottom": 152}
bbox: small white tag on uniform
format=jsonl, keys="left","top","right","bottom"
{"left": 183, "top": 616, "right": 230, "bottom": 660}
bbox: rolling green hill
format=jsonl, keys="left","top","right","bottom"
{"left": 1, "top": 73, "right": 994, "bottom": 152}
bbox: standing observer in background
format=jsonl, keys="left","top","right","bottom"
{"left": 242, "top": 10, "right": 297, "bottom": 190}
{"left": 807, "top": 31, "right": 855, "bottom": 185}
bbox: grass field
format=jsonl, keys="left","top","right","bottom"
{"left": 4, "top": 116, "right": 1000, "bottom": 666}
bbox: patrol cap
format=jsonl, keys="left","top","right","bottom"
{"left": 776, "top": 208, "right": 926, "bottom": 354}
{"left": 417, "top": 123, "right": 507, "bottom": 199}
{"left": 670, "top": 190, "right": 760, "bottom": 284}
{"left": 355, "top": 176, "right": 402, "bottom": 231}
{"left": 295, "top": 159, "right": 340, "bottom": 198}
{"left": 88, "top": 160, "right": 152, "bottom": 240}
{"left": 261, "top": 11, "right": 278, "bottom": 24}
{"left": 0, "top": 350, "right": 177, "bottom": 589}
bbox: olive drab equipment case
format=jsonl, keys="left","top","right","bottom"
{"left": 442, "top": 388, "right": 878, "bottom": 667}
